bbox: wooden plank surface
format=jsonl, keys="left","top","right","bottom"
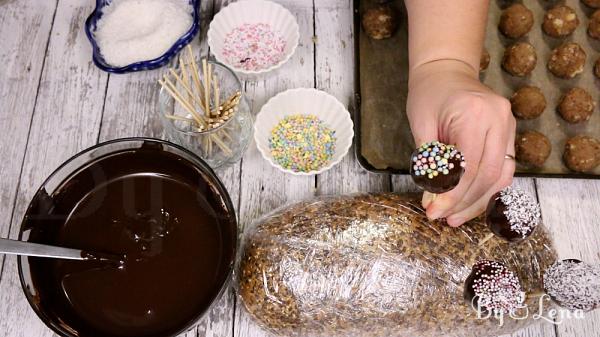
{"left": 315, "top": 0, "right": 390, "bottom": 195}
{"left": 0, "top": 0, "right": 108, "bottom": 335}
{"left": 232, "top": 0, "right": 317, "bottom": 335}
{"left": 536, "top": 179, "right": 600, "bottom": 337}
{"left": 0, "top": 0, "right": 58, "bottom": 281}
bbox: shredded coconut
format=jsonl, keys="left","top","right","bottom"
{"left": 544, "top": 259, "right": 600, "bottom": 311}
{"left": 499, "top": 187, "right": 541, "bottom": 237}
{"left": 95, "top": 0, "right": 192, "bottom": 67}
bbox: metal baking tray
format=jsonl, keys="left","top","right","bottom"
{"left": 354, "top": 0, "right": 600, "bottom": 178}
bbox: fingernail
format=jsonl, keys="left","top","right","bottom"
{"left": 446, "top": 217, "right": 465, "bottom": 227}
{"left": 427, "top": 207, "right": 445, "bottom": 220}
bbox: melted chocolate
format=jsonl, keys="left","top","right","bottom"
{"left": 23, "top": 146, "right": 235, "bottom": 337}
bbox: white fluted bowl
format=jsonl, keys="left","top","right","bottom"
{"left": 207, "top": 0, "right": 299, "bottom": 79}
{"left": 255, "top": 88, "right": 354, "bottom": 175}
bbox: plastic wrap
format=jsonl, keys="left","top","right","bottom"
{"left": 237, "top": 193, "right": 558, "bottom": 337}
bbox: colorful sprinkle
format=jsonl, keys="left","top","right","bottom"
{"left": 544, "top": 259, "right": 600, "bottom": 312}
{"left": 411, "top": 141, "right": 465, "bottom": 179}
{"left": 268, "top": 114, "right": 336, "bottom": 172}
{"left": 221, "top": 23, "right": 287, "bottom": 71}
{"left": 466, "top": 260, "right": 525, "bottom": 315}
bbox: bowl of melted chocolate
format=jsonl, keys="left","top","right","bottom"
{"left": 17, "top": 138, "right": 237, "bottom": 337}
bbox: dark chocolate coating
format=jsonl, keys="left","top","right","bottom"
{"left": 24, "top": 147, "right": 236, "bottom": 337}
{"left": 410, "top": 155, "right": 464, "bottom": 194}
{"left": 485, "top": 191, "right": 535, "bottom": 242}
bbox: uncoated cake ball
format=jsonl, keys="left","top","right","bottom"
{"left": 499, "top": 4, "right": 534, "bottom": 39}
{"left": 515, "top": 130, "right": 552, "bottom": 167}
{"left": 563, "top": 135, "right": 600, "bottom": 172}
{"left": 547, "top": 43, "right": 586, "bottom": 79}
{"left": 510, "top": 86, "right": 546, "bottom": 120}
{"left": 595, "top": 57, "right": 600, "bottom": 79}
{"left": 362, "top": 5, "right": 398, "bottom": 40}
{"left": 582, "top": 0, "right": 600, "bottom": 8}
{"left": 558, "top": 88, "right": 595, "bottom": 124}
{"left": 502, "top": 42, "right": 537, "bottom": 76}
{"left": 543, "top": 5, "right": 579, "bottom": 37}
{"left": 589, "top": 10, "right": 600, "bottom": 40}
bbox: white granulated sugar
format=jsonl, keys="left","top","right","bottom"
{"left": 95, "top": 0, "right": 192, "bottom": 67}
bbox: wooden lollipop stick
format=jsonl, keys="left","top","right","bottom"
{"left": 168, "top": 68, "right": 205, "bottom": 110}
{"left": 202, "top": 59, "right": 211, "bottom": 118}
{"left": 187, "top": 47, "right": 207, "bottom": 113}
{"left": 164, "top": 114, "right": 197, "bottom": 123}
{"left": 160, "top": 77, "right": 205, "bottom": 126}
{"left": 213, "top": 75, "right": 220, "bottom": 118}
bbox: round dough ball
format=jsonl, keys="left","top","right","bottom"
{"left": 480, "top": 48, "right": 490, "bottom": 72}
{"left": 563, "top": 135, "right": 600, "bottom": 172}
{"left": 589, "top": 10, "right": 600, "bottom": 40}
{"left": 543, "top": 5, "right": 579, "bottom": 37}
{"left": 558, "top": 88, "right": 595, "bottom": 124}
{"left": 362, "top": 6, "right": 398, "bottom": 40}
{"left": 502, "top": 42, "right": 537, "bottom": 76}
{"left": 499, "top": 4, "right": 534, "bottom": 38}
{"left": 510, "top": 86, "right": 546, "bottom": 119}
{"left": 547, "top": 43, "right": 586, "bottom": 79}
{"left": 582, "top": 0, "right": 600, "bottom": 9}
{"left": 515, "top": 130, "right": 552, "bottom": 167}
{"left": 595, "top": 57, "right": 600, "bottom": 79}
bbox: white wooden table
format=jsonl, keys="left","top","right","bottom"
{"left": 0, "top": 1, "right": 599, "bottom": 336}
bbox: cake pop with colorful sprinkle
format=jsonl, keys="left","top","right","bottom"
{"left": 485, "top": 187, "right": 541, "bottom": 242}
{"left": 410, "top": 141, "right": 466, "bottom": 193}
{"left": 464, "top": 260, "right": 525, "bottom": 315}
{"left": 543, "top": 259, "right": 600, "bottom": 312}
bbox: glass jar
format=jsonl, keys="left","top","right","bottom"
{"left": 159, "top": 60, "right": 253, "bottom": 169}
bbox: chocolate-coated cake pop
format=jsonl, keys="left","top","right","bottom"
{"left": 485, "top": 187, "right": 541, "bottom": 242}
{"left": 410, "top": 141, "right": 466, "bottom": 193}
{"left": 543, "top": 259, "right": 600, "bottom": 312}
{"left": 464, "top": 260, "right": 525, "bottom": 315}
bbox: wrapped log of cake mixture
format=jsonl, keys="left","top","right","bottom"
{"left": 238, "top": 193, "right": 558, "bottom": 337}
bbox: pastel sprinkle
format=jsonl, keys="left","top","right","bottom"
{"left": 468, "top": 260, "right": 524, "bottom": 314}
{"left": 268, "top": 114, "right": 336, "bottom": 172}
{"left": 221, "top": 23, "right": 287, "bottom": 71}
{"left": 411, "top": 141, "right": 465, "bottom": 180}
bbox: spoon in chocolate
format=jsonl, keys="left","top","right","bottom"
{"left": 0, "top": 237, "right": 124, "bottom": 264}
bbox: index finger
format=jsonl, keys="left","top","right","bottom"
{"left": 425, "top": 123, "right": 486, "bottom": 220}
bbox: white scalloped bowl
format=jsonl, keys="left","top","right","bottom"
{"left": 207, "top": 0, "right": 299, "bottom": 79}
{"left": 255, "top": 88, "right": 354, "bottom": 176}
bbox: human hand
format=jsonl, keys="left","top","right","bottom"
{"left": 407, "top": 59, "right": 516, "bottom": 226}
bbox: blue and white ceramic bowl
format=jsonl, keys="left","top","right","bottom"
{"left": 85, "top": 0, "right": 201, "bottom": 73}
